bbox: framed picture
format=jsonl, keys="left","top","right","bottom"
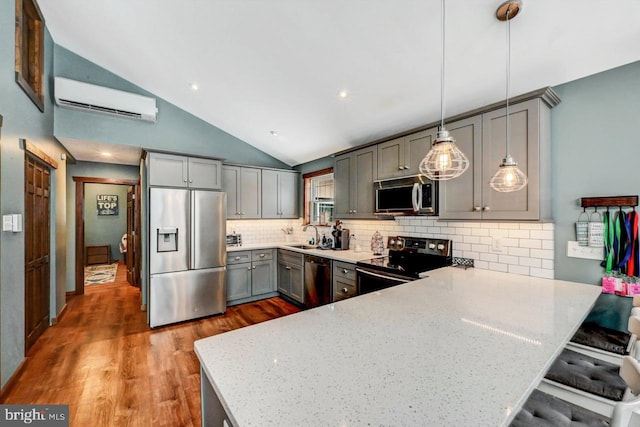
{"left": 15, "top": 0, "right": 45, "bottom": 112}
{"left": 97, "top": 194, "right": 119, "bottom": 216}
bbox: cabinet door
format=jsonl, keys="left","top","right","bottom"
{"left": 188, "top": 157, "right": 222, "bottom": 190}
{"left": 289, "top": 263, "right": 304, "bottom": 304}
{"left": 438, "top": 116, "right": 483, "bottom": 220}
{"left": 377, "top": 137, "right": 405, "bottom": 179}
{"left": 277, "top": 261, "right": 291, "bottom": 296}
{"left": 252, "top": 259, "right": 275, "bottom": 295}
{"left": 261, "top": 169, "right": 280, "bottom": 218}
{"left": 481, "top": 99, "right": 540, "bottom": 220}
{"left": 278, "top": 171, "right": 298, "bottom": 219}
{"left": 405, "top": 128, "right": 437, "bottom": 175}
{"left": 334, "top": 154, "right": 352, "bottom": 218}
{"left": 148, "top": 153, "right": 188, "bottom": 187}
{"left": 226, "top": 262, "right": 252, "bottom": 301}
{"left": 353, "top": 146, "right": 377, "bottom": 218}
{"left": 222, "top": 166, "right": 241, "bottom": 218}
{"left": 240, "top": 167, "right": 262, "bottom": 219}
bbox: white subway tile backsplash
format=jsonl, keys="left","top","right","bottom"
{"left": 542, "top": 240, "right": 554, "bottom": 250}
{"left": 543, "top": 223, "right": 555, "bottom": 231}
{"left": 530, "top": 268, "right": 554, "bottom": 279}
{"left": 530, "top": 249, "right": 554, "bottom": 260}
{"left": 499, "top": 255, "right": 519, "bottom": 265}
{"left": 542, "top": 259, "right": 554, "bottom": 269}
{"left": 489, "top": 262, "right": 508, "bottom": 272}
{"left": 502, "top": 238, "right": 519, "bottom": 247}
{"left": 519, "top": 223, "right": 544, "bottom": 230}
{"left": 509, "top": 265, "right": 530, "bottom": 276}
{"left": 472, "top": 228, "right": 490, "bottom": 236}
{"left": 463, "top": 235, "right": 481, "bottom": 244}
{"left": 480, "top": 237, "right": 492, "bottom": 245}
{"left": 475, "top": 260, "right": 489, "bottom": 270}
{"left": 480, "top": 253, "right": 499, "bottom": 263}
{"left": 520, "top": 239, "right": 542, "bottom": 249}
{"left": 508, "top": 229, "right": 530, "bottom": 239}
{"left": 519, "top": 257, "right": 542, "bottom": 268}
{"left": 472, "top": 244, "right": 490, "bottom": 253}
{"left": 456, "top": 227, "right": 472, "bottom": 236}
{"left": 499, "top": 223, "right": 521, "bottom": 229}
{"left": 530, "top": 230, "right": 554, "bottom": 240}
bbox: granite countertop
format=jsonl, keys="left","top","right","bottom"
{"left": 227, "top": 241, "right": 384, "bottom": 263}
{"left": 195, "top": 267, "right": 601, "bottom": 426}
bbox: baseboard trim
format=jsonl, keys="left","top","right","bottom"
{"left": 51, "top": 303, "right": 68, "bottom": 326}
{"left": 0, "top": 358, "right": 28, "bottom": 402}
{"left": 140, "top": 303, "right": 147, "bottom": 311}
{"left": 65, "top": 290, "right": 75, "bottom": 298}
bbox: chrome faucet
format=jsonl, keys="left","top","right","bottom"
{"left": 303, "top": 224, "right": 319, "bottom": 246}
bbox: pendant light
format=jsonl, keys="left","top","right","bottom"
{"left": 489, "top": 1, "right": 528, "bottom": 192}
{"left": 419, "top": 0, "right": 469, "bottom": 181}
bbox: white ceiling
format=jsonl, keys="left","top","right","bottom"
{"left": 39, "top": 0, "right": 640, "bottom": 167}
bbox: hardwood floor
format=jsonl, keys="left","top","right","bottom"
{"left": 1, "top": 262, "right": 301, "bottom": 426}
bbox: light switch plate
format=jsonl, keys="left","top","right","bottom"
{"left": 2, "top": 215, "right": 12, "bottom": 231}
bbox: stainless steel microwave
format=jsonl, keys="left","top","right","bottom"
{"left": 374, "top": 175, "right": 438, "bottom": 216}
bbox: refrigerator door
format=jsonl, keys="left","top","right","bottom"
{"left": 150, "top": 267, "right": 226, "bottom": 327}
{"left": 191, "top": 191, "right": 226, "bottom": 270}
{"left": 150, "top": 188, "right": 189, "bottom": 274}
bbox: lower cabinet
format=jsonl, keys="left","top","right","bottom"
{"left": 226, "top": 249, "right": 277, "bottom": 306}
{"left": 332, "top": 260, "right": 357, "bottom": 302}
{"left": 277, "top": 249, "right": 304, "bottom": 304}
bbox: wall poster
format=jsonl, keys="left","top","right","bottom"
{"left": 97, "top": 194, "right": 119, "bottom": 216}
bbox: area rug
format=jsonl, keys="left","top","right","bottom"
{"left": 85, "top": 262, "right": 118, "bottom": 285}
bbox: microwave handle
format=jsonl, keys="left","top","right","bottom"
{"left": 412, "top": 183, "right": 422, "bottom": 212}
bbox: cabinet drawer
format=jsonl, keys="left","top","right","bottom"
{"left": 333, "top": 279, "right": 357, "bottom": 301}
{"left": 227, "top": 251, "right": 251, "bottom": 265}
{"left": 333, "top": 261, "right": 356, "bottom": 281}
{"left": 277, "top": 249, "right": 303, "bottom": 266}
{"left": 252, "top": 249, "right": 274, "bottom": 262}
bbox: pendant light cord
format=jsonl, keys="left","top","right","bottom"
{"left": 505, "top": 6, "right": 511, "bottom": 157}
{"left": 440, "top": 0, "right": 445, "bottom": 130}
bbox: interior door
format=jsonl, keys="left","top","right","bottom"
{"left": 126, "top": 186, "right": 136, "bottom": 285}
{"left": 25, "top": 154, "right": 51, "bottom": 353}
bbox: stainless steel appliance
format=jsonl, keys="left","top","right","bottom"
{"left": 303, "top": 255, "right": 332, "bottom": 308}
{"left": 374, "top": 175, "right": 438, "bottom": 216}
{"left": 356, "top": 236, "right": 452, "bottom": 294}
{"left": 332, "top": 228, "right": 350, "bottom": 250}
{"left": 149, "top": 188, "right": 226, "bottom": 327}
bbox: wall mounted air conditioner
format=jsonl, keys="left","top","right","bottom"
{"left": 54, "top": 77, "right": 158, "bottom": 123}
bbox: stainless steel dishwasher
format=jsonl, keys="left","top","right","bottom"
{"left": 304, "top": 255, "right": 332, "bottom": 308}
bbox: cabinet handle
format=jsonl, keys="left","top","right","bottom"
{"left": 285, "top": 266, "right": 291, "bottom": 270}
{"left": 241, "top": 212, "right": 245, "bottom": 215}
{"left": 252, "top": 266, "right": 256, "bottom": 270}
{"left": 342, "top": 287, "right": 349, "bottom": 294}
{"left": 248, "top": 266, "right": 252, "bottom": 270}
{"left": 189, "top": 179, "right": 193, "bottom": 183}
{"left": 342, "top": 269, "right": 348, "bottom": 274}
{"left": 483, "top": 206, "right": 491, "bottom": 211}
{"left": 404, "top": 165, "right": 409, "bottom": 169}
{"left": 473, "top": 206, "right": 482, "bottom": 212}
{"left": 398, "top": 166, "right": 404, "bottom": 170}
{"left": 260, "top": 254, "right": 265, "bottom": 257}
{"left": 234, "top": 256, "right": 241, "bottom": 260}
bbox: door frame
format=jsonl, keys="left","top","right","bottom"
{"left": 73, "top": 176, "right": 139, "bottom": 295}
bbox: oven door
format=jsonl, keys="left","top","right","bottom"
{"left": 356, "top": 267, "right": 413, "bottom": 295}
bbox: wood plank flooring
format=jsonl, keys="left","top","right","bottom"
{"left": 1, "top": 262, "right": 301, "bottom": 426}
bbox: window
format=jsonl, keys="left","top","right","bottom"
{"left": 15, "top": 0, "right": 45, "bottom": 112}
{"left": 303, "top": 168, "right": 334, "bottom": 226}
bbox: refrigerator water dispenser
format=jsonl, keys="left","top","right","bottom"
{"left": 157, "top": 227, "right": 178, "bottom": 252}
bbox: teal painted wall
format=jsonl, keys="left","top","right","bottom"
{"left": 53, "top": 45, "right": 290, "bottom": 170}
{"left": 552, "top": 61, "right": 640, "bottom": 284}
{"left": 84, "top": 183, "right": 130, "bottom": 262}
{"left": 0, "top": 2, "right": 70, "bottom": 389}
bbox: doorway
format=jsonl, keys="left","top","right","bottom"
{"left": 73, "top": 177, "right": 140, "bottom": 295}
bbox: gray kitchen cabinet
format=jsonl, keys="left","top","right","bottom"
{"left": 377, "top": 128, "right": 437, "bottom": 179}
{"left": 332, "top": 260, "right": 357, "bottom": 302}
{"left": 438, "top": 96, "right": 554, "bottom": 221}
{"left": 334, "top": 146, "right": 377, "bottom": 219}
{"left": 148, "top": 152, "right": 222, "bottom": 190}
{"left": 223, "top": 165, "right": 262, "bottom": 219}
{"left": 226, "top": 249, "right": 277, "bottom": 306}
{"left": 262, "top": 169, "right": 299, "bottom": 219}
{"left": 277, "top": 249, "right": 304, "bottom": 304}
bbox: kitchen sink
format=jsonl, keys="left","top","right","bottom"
{"left": 286, "top": 244, "right": 319, "bottom": 250}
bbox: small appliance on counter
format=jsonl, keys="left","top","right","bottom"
{"left": 226, "top": 233, "right": 242, "bottom": 247}
{"left": 331, "top": 220, "right": 350, "bottom": 250}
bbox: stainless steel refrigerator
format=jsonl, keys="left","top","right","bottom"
{"left": 149, "top": 188, "right": 226, "bottom": 328}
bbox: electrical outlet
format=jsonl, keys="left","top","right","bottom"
{"left": 491, "top": 237, "right": 504, "bottom": 253}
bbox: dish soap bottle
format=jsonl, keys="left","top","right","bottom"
{"left": 371, "top": 231, "right": 384, "bottom": 255}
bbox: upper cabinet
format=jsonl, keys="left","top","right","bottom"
{"left": 148, "top": 152, "right": 222, "bottom": 190}
{"left": 334, "top": 146, "right": 377, "bottom": 219}
{"left": 223, "top": 166, "right": 262, "bottom": 219}
{"left": 377, "top": 128, "right": 437, "bottom": 179}
{"left": 439, "top": 97, "right": 553, "bottom": 220}
{"left": 262, "top": 169, "right": 299, "bottom": 219}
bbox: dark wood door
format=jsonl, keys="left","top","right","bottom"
{"left": 25, "top": 154, "right": 50, "bottom": 353}
{"left": 126, "top": 186, "right": 136, "bottom": 285}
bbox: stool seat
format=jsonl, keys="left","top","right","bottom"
{"left": 572, "top": 322, "right": 632, "bottom": 355}
{"left": 545, "top": 349, "right": 628, "bottom": 401}
{"left": 510, "top": 389, "right": 609, "bottom": 426}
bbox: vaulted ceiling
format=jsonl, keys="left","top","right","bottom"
{"left": 39, "top": 0, "right": 640, "bottom": 166}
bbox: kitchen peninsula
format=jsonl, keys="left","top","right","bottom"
{"left": 195, "top": 267, "right": 601, "bottom": 426}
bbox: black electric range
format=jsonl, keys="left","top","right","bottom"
{"left": 356, "top": 236, "right": 452, "bottom": 294}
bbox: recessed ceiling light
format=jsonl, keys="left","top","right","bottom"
{"left": 338, "top": 89, "right": 349, "bottom": 99}
{"left": 101, "top": 152, "right": 112, "bottom": 157}
{"left": 190, "top": 82, "right": 199, "bottom": 91}
{"left": 270, "top": 130, "right": 278, "bottom": 137}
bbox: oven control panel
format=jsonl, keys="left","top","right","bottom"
{"left": 387, "top": 236, "right": 451, "bottom": 257}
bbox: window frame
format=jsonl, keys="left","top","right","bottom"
{"left": 302, "top": 167, "right": 334, "bottom": 226}
{"left": 15, "top": 0, "right": 45, "bottom": 112}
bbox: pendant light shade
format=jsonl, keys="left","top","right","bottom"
{"left": 490, "top": 0, "right": 528, "bottom": 193}
{"left": 419, "top": 0, "right": 469, "bottom": 181}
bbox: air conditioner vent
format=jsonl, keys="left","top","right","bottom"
{"left": 54, "top": 77, "right": 157, "bottom": 123}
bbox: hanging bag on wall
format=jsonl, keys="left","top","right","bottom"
{"left": 575, "top": 211, "right": 589, "bottom": 246}
{"left": 588, "top": 210, "right": 605, "bottom": 248}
